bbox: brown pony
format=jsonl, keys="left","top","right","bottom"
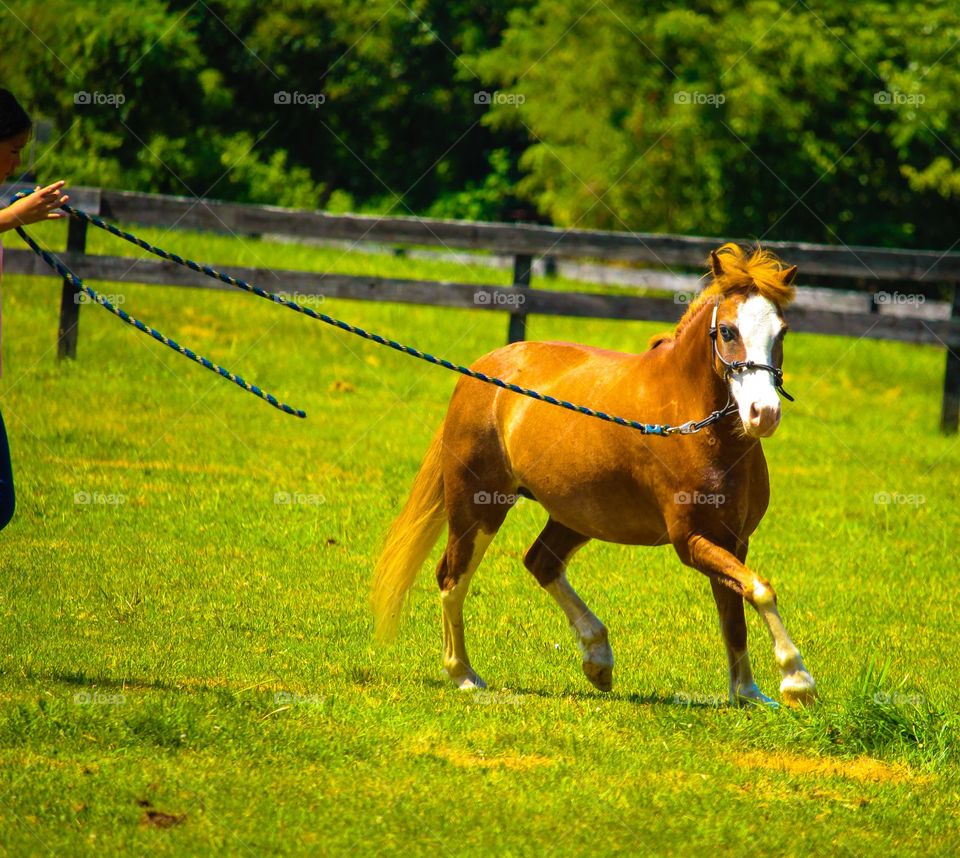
{"left": 372, "top": 243, "right": 817, "bottom": 707}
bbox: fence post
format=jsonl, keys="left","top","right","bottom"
{"left": 57, "top": 215, "right": 87, "bottom": 360}
{"left": 940, "top": 281, "right": 960, "bottom": 434}
{"left": 507, "top": 253, "right": 533, "bottom": 344}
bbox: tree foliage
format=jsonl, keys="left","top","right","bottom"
{"left": 2, "top": 0, "right": 959, "bottom": 247}
{"left": 473, "top": 0, "right": 960, "bottom": 248}
{"left": 1, "top": 0, "right": 527, "bottom": 213}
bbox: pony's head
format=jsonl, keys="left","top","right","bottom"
{"left": 655, "top": 243, "right": 798, "bottom": 438}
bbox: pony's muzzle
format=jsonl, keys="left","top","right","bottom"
{"left": 744, "top": 401, "right": 781, "bottom": 437}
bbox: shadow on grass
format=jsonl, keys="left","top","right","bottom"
{"left": 42, "top": 671, "right": 739, "bottom": 710}
{"left": 422, "top": 676, "right": 729, "bottom": 708}
{"left": 33, "top": 669, "right": 264, "bottom": 696}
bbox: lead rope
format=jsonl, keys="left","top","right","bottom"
{"left": 12, "top": 192, "right": 742, "bottom": 434}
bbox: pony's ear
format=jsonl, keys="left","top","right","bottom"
{"left": 710, "top": 250, "right": 725, "bottom": 277}
{"left": 781, "top": 264, "right": 798, "bottom": 286}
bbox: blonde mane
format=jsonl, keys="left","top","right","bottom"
{"left": 649, "top": 243, "right": 797, "bottom": 349}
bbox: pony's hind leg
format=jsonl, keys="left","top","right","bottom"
{"left": 436, "top": 519, "right": 502, "bottom": 690}
{"left": 436, "top": 404, "right": 519, "bottom": 690}
{"left": 525, "top": 519, "right": 613, "bottom": 692}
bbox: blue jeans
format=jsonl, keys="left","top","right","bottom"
{"left": 0, "top": 408, "right": 14, "bottom": 530}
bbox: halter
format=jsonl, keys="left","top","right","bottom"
{"left": 708, "top": 301, "right": 795, "bottom": 402}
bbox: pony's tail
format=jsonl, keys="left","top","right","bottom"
{"left": 371, "top": 425, "right": 447, "bottom": 642}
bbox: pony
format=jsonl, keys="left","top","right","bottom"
{"left": 372, "top": 243, "right": 817, "bottom": 707}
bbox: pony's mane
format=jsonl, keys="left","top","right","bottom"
{"left": 649, "top": 243, "right": 796, "bottom": 349}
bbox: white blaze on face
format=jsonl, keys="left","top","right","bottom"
{"left": 729, "top": 295, "right": 784, "bottom": 437}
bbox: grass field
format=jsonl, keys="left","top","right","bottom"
{"left": 0, "top": 220, "right": 958, "bottom": 855}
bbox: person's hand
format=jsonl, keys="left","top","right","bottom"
{"left": 4, "top": 181, "right": 69, "bottom": 226}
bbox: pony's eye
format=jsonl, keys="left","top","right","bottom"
{"left": 719, "top": 325, "right": 736, "bottom": 343}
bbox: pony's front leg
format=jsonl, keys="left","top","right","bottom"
{"left": 682, "top": 534, "right": 816, "bottom": 707}
{"left": 710, "top": 578, "right": 775, "bottom": 707}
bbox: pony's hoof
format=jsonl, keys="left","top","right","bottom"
{"left": 780, "top": 671, "right": 817, "bottom": 707}
{"left": 581, "top": 641, "right": 614, "bottom": 692}
{"left": 583, "top": 659, "right": 613, "bottom": 692}
{"left": 577, "top": 632, "right": 614, "bottom": 692}
{"left": 733, "top": 684, "right": 779, "bottom": 708}
{"left": 444, "top": 667, "right": 487, "bottom": 691}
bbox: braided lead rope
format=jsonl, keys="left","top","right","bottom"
{"left": 13, "top": 221, "right": 305, "bottom": 418}
{"left": 16, "top": 192, "right": 736, "bottom": 435}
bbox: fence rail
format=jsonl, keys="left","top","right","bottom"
{"left": 3, "top": 183, "right": 959, "bottom": 432}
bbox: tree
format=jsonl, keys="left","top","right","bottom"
{"left": 472, "top": 0, "right": 960, "bottom": 248}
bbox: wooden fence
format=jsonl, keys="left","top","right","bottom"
{"left": 3, "top": 184, "right": 959, "bottom": 432}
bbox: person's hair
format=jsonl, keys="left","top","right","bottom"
{"left": 0, "top": 89, "right": 32, "bottom": 142}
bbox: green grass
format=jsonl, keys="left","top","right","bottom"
{"left": 0, "top": 221, "right": 958, "bottom": 855}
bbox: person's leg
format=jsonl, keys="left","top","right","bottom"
{"left": 0, "top": 408, "right": 16, "bottom": 531}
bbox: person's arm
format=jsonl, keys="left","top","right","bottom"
{"left": 0, "top": 181, "right": 69, "bottom": 234}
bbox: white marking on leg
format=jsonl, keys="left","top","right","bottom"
{"left": 750, "top": 581, "right": 816, "bottom": 705}
{"left": 544, "top": 573, "right": 614, "bottom": 691}
{"left": 441, "top": 530, "right": 493, "bottom": 690}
